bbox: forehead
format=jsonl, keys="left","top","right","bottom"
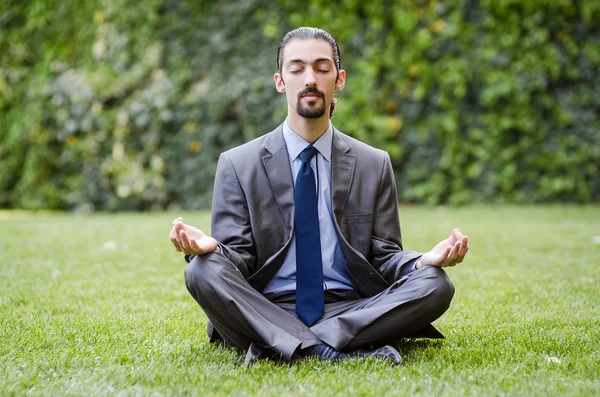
{"left": 282, "top": 38, "right": 335, "bottom": 64}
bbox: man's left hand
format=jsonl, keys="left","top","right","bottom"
{"left": 417, "top": 228, "right": 469, "bottom": 269}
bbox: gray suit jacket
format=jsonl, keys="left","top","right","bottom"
{"left": 210, "top": 124, "right": 422, "bottom": 296}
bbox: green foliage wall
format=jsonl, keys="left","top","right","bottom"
{"left": 1, "top": 0, "right": 599, "bottom": 210}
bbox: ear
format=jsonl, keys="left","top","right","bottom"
{"left": 274, "top": 73, "right": 286, "bottom": 93}
{"left": 335, "top": 69, "right": 346, "bottom": 91}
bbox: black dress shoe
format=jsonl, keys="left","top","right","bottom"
{"left": 300, "top": 344, "right": 402, "bottom": 365}
{"left": 352, "top": 345, "right": 402, "bottom": 365}
{"left": 243, "top": 343, "right": 280, "bottom": 367}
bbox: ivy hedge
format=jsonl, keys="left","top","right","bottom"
{"left": 1, "top": 0, "right": 599, "bottom": 210}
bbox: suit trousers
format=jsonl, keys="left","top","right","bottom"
{"left": 184, "top": 251, "right": 455, "bottom": 361}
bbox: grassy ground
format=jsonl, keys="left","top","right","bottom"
{"left": 1, "top": 206, "right": 599, "bottom": 396}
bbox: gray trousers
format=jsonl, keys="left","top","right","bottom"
{"left": 184, "top": 252, "right": 455, "bottom": 361}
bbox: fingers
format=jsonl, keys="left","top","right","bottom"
{"left": 170, "top": 217, "right": 215, "bottom": 255}
{"left": 189, "top": 236, "right": 203, "bottom": 252}
{"left": 441, "top": 245, "right": 452, "bottom": 265}
{"left": 170, "top": 233, "right": 181, "bottom": 252}
{"left": 180, "top": 226, "right": 210, "bottom": 255}
{"left": 179, "top": 229, "right": 193, "bottom": 255}
{"left": 430, "top": 245, "right": 452, "bottom": 267}
{"left": 423, "top": 229, "right": 470, "bottom": 269}
{"left": 453, "top": 228, "right": 464, "bottom": 240}
{"left": 445, "top": 240, "right": 461, "bottom": 266}
{"left": 446, "top": 229, "right": 466, "bottom": 266}
{"left": 445, "top": 235, "right": 469, "bottom": 266}
{"left": 170, "top": 218, "right": 185, "bottom": 253}
{"left": 456, "top": 236, "right": 469, "bottom": 263}
{"left": 450, "top": 228, "right": 463, "bottom": 244}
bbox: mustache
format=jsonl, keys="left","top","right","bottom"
{"left": 298, "top": 87, "right": 324, "bottom": 99}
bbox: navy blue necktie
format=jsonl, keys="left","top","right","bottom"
{"left": 295, "top": 146, "right": 324, "bottom": 326}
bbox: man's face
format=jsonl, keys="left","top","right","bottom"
{"left": 274, "top": 39, "right": 345, "bottom": 119}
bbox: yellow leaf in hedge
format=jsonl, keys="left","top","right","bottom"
{"left": 429, "top": 19, "right": 446, "bottom": 34}
{"left": 558, "top": 30, "right": 567, "bottom": 41}
{"left": 189, "top": 141, "right": 202, "bottom": 153}
{"left": 184, "top": 122, "right": 197, "bottom": 134}
{"left": 386, "top": 117, "right": 403, "bottom": 132}
{"left": 386, "top": 101, "right": 397, "bottom": 113}
{"left": 66, "top": 136, "right": 77, "bottom": 147}
{"left": 93, "top": 11, "right": 105, "bottom": 24}
{"left": 408, "top": 63, "right": 420, "bottom": 77}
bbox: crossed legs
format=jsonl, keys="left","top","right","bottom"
{"left": 184, "top": 252, "right": 454, "bottom": 360}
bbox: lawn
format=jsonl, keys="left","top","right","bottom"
{"left": 1, "top": 206, "right": 599, "bottom": 396}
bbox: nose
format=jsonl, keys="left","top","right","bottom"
{"left": 304, "top": 69, "right": 317, "bottom": 87}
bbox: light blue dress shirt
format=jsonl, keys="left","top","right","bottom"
{"left": 262, "top": 120, "right": 417, "bottom": 294}
{"left": 263, "top": 120, "right": 355, "bottom": 294}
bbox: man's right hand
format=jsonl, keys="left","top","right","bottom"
{"left": 169, "top": 217, "right": 219, "bottom": 255}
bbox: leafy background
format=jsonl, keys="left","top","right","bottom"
{"left": 1, "top": 0, "right": 599, "bottom": 210}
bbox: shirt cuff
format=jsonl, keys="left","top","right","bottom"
{"left": 399, "top": 257, "right": 420, "bottom": 277}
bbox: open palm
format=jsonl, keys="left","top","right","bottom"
{"left": 420, "top": 228, "right": 469, "bottom": 268}
{"left": 169, "top": 217, "right": 218, "bottom": 255}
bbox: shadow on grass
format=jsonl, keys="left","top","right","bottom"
{"left": 395, "top": 338, "right": 444, "bottom": 357}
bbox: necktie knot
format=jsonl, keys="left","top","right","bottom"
{"left": 299, "top": 146, "right": 318, "bottom": 164}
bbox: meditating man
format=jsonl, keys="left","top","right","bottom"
{"left": 170, "top": 27, "right": 469, "bottom": 366}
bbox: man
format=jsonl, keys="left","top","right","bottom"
{"left": 170, "top": 27, "right": 469, "bottom": 366}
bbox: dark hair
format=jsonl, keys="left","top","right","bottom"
{"left": 277, "top": 27, "right": 341, "bottom": 74}
{"left": 277, "top": 27, "right": 342, "bottom": 117}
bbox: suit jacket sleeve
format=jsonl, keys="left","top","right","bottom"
{"left": 207, "top": 152, "right": 257, "bottom": 278}
{"left": 371, "top": 152, "right": 422, "bottom": 284}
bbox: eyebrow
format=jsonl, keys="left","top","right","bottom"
{"left": 287, "top": 58, "right": 334, "bottom": 66}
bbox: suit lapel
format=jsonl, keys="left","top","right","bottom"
{"left": 260, "top": 126, "right": 357, "bottom": 237}
{"left": 262, "top": 126, "right": 294, "bottom": 232}
{"left": 331, "top": 128, "right": 356, "bottom": 225}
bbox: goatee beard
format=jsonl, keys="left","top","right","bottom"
{"left": 296, "top": 88, "right": 326, "bottom": 119}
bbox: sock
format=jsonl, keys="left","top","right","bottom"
{"left": 299, "top": 344, "right": 349, "bottom": 360}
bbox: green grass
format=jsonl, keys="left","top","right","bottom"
{"left": 1, "top": 206, "right": 599, "bottom": 396}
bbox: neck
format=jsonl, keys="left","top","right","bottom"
{"left": 287, "top": 111, "right": 330, "bottom": 144}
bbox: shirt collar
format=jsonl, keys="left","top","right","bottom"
{"left": 282, "top": 118, "right": 333, "bottom": 163}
